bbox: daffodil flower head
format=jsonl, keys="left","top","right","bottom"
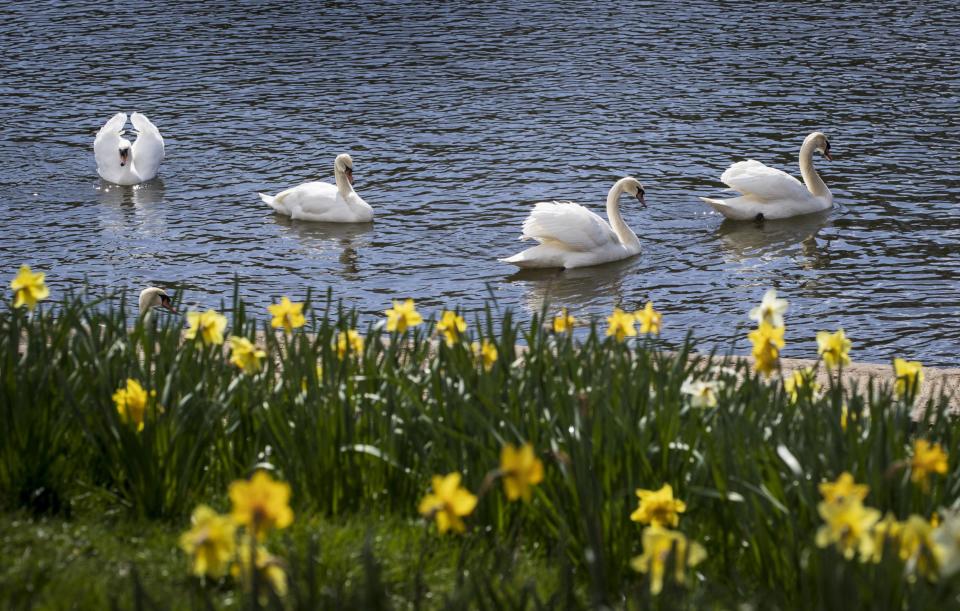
{"left": 893, "top": 358, "right": 924, "bottom": 401}
{"left": 910, "top": 439, "right": 948, "bottom": 492}
{"left": 178, "top": 504, "right": 236, "bottom": 578}
{"left": 232, "top": 541, "right": 288, "bottom": 599}
{"left": 815, "top": 497, "right": 881, "bottom": 560}
{"left": 185, "top": 309, "right": 227, "bottom": 346}
{"left": 817, "top": 328, "right": 851, "bottom": 370}
{"left": 112, "top": 378, "right": 157, "bottom": 432}
{"left": 630, "top": 483, "right": 687, "bottom": 527}
{"left": 606, "top": 307, "right": 637, "bottom": 342}
{"left": 553, "top": 308, "right": 576, "bottom": 333}
{"left": 436, "top": 310, "right": 467, "bottom": 346}
{"left": 863, "top": 512, "right": 903, "bottom": 564}
{"left": 634, "top": 301, "right": 662, "bottom": 335}
{"left": 229, "top": 336, "right": 267, "bottom": 374}
{"left": 417, "top": 472, "right": 477, "bottom": 534}
{"left": 228, "top": 471, "right": 294, "bottom": 539}
{"left": 336, "top": 329, "right": 364, "bottom": 359}
{"left": 748, "top": 322, "right": 785, "bottom": 377}
{"left": 10, "top": 264, "right": 49, "bottom": 311}
{"left": 680, "top": 378, "right": 722, "bottom": 408}
{"left": 384, "top": 298, "right": 423, "bottom": 333}
{"left": 471, "top": 340, "right": 498, "bottom": 372}
{"left": 268, "top": 297, "right": 306, "bottom": 334}
{"left": 783, "top": 367, "right": 820, "bottom": 403}
{"left": 899, "top": 514, "right": 937, "bottom": 578}
{"left": 818, "top": 472, "right": 869, "bottom": 504}
{"left": 749, "top": 288, "right": 788, "bottom": 328}
{"left": 500, "top": 443, "right": 544, "bottom": 502}
{"left": 630, "top": 526, "right": 706, "bottom": 595}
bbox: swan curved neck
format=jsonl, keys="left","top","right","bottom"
{"left": 334, "top": 166, "right": 354, "bottom": 200}
{"left": 799, "top": 138, "right": 830, "bottom": 199}
{"left": 606, "top": 179, "right": 640, "bottom": 247}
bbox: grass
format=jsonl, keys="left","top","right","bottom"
{"left": 2, "top": 281, "right": 959, "bottom": 609}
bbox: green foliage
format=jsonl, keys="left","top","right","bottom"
{"left": 1, "top": 282, "right": 958, "bottom": 609}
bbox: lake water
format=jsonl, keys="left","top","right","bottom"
{"left": 1, "top": 1, "right": 958, "bottom": 365}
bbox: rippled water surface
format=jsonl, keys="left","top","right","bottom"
{"left": 2, "top": 1, "right": 959, "bottom": 364}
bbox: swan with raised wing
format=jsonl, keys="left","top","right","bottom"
{"left": 699, "top": 132, "right": 833, "bottom": 221}
{"left": 94, "top": 112, "right": 165, "bottom": 185}
{"left": 259, "top": 154, "right": 373, "bottom": 223}
{"left": 501, "top": 177, "right": 646, "bottom": 269}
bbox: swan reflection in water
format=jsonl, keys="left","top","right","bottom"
{"left": 506, "top": 256, "right": 636, "bottom": 318}
{"left": 272, "top": 215, "right": 373, "bottom": 279}
{"left": 95, "top": 178, "right": 167, "bottom": 233}
{"left": 96, "top": 177, "right": 166, "bottom": 207}
{"left": 716, "top": 210, "right": 832, "bottom": 268}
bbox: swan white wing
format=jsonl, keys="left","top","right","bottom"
{"left": 720, "top": 160, "right": 810, "bottom": 202}
{"left": 130, "top": 112, "right": 164, "bottom": 180}
{"left": 94, "top": 112, "right": 127, "bottom": 178}
{"left": 520, "top": 201, "right": 618, "bottom": 252}
{"left": 275, "top": 182, "right": 340, "bottom": 214}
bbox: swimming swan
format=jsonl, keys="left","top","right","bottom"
{"left": 700, "top": 132, "right": 833, "bottom": 221}
{"left": 501, "top": 177, "right": 646, "bottom": 269}
{"left": 259, "top": 154, "right": 373, "bottom": 223}
{"left": 94, "top": 112, "right": 165, "bottom": 185}
{"left": 139, "top": 287, "right": 177, "bottom": 317}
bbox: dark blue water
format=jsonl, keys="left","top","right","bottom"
{"left": 1, "top": 1, "right": 959, "bottom": 365}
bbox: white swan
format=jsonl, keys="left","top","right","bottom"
{"left": 259, "top": 154, "right": 373, "bottom": 223}
{"left": 501, "top": 177, "right": 646, "bottom": 269}
{"left": 94, "top": 112, "right": 165, "bottom": 185}
{"left": 139, "top": 287, "right": 177, "bottom": 317}
{"left": 700, "top": 132, "right": 833, "bottom": 221}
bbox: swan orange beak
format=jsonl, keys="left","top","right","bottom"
{"left": 636, "top": 192, "right": 647, "bottom": 208}
{"left": 160, "top": 295, "right": 178, "bottom": 315}
{"left": 823, "top": 150, "right": 833, "bottom": 161}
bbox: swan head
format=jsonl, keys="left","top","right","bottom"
{"left": 335, "top": 153, "right": 355, "bottom": 185}
{"left": 118, "top": 140, "right": 132, "bottom": 167}
{"left": 139, "top": 287, "right": 176, "bottom": 317}
{"left": 620, "top": 177, "right": 647, "bottom": 208}
{"left": 807, "top": 132, "right": 833, "bottom": 161}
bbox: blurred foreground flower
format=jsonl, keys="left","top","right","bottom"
{"left": 910, "top": 439, "right": 948, "bottom": 492}
{"left": 817, "top": 328, "right": 851, "bottom": 369}
{"left": 500, "top": 442, "right": 544, "bottom": 502}
{"left": 112, "top": 378, "right": 156, "bottom": 432}
{"left": 185, "top": 309, "right": 227, "bottom": 346}
{"left": 680, "top": 378, "right": 722, "bottom": 408}
{"left": 606, "top": 308, "right": 636, "bottom": 342}
{"left": 818, "top": 472, "right": 869, "bottom": 504}
{"left": 385, "top": 298, "right": 423, "bottom": 332}
{"left": 229, "top": 336, "right": 266, "bottom": 374}
{"left": 634, "top": 301, "right": 662, "bottom": 335}
{"left": 815, "top": 497, "right": 881, "bottom": 560}
{"left": 783, "top": 367, "right": 820, "bottom": 404}
{"left": 630, "top": 526, "right": 706, "bottom": 595}
{"left": 233, "top": 542, "right": 288, "bottom": 598}
{"left": 10, "top": 264, "right": 49, "bottom": 311}
{"left": 418, "top": 472, "right": 477, "bottom": 534}
{"left": 437, "top": 310, "right": 466, "bottom": 346}
{"left": 749, "top": 288, "right": 788, "bottom": 328}
{"left": 336, "top": 329, "right": 364, "bottom": 359}
{"left": 631, "top": 483, "right": 686, "bottom": 527}
{"left": 893, "top": 358, "right": 924, "bottom": 401}
{"left": 748, "top": 322, "right": 784, "bottom": 377}
{"left": 933, "top": 509, "right": 960, "bottom": 578}
{"left": 268, "top": 297, "right": 305, "bottom": 333}
{"left": 471, "top": 339, "right": 498, "bottom": 372}
{"left": 229, "top": 471, "right": 294, "bottom": 539}
{"left": 179, "top": 505, "right": 236, "bottom": 578}
{"left": 553, "top": 308, "right": 575, "bottom": 333}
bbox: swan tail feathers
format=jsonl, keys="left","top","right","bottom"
{"left": 259, "top": 192, "right": 285, "bottom": 213}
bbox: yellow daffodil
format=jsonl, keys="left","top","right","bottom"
{"left": 631, "top": 483, "right": 687, "bottom": 528}
{"left": 818, "top": 472, "right": 869, "bottom": 504}
{"left": 500, "top": 443, "right": 544, "bottom": 502}
{"left": 178, "top": 504, "right": 236, "bottom": 578}
{"left": 933, "top": 509, "right": 960, "bottom": 578}
{"left": 471, "top": 340, "right": 498, "bottom": 372}
{"left": 268, "top": 297, "right": 305, "bottom": 333}
{"left": 630, "top": 526, "right": 706, "bottom": 595}
{"left": 384, "top": 298, "right": 423, "bottom": 333}
{"left": 229, "top": 471, "right": 294, "bottom": 539}
{"left": 336, "top": 329, "right": 364, "bottom": 359}
{"left": 680, "top": 378, "right": 722, "bottom": 408}
{"left": 893, "top": 358, "right": 924, "bottom": 400}
{"left": 185, "top": 309, "right": 227, "bottom": 346}
{"left": 112, "top": 378, "right": 155, "bottom": 432}
{"left": 899, "top": 514, "right": 937, "bottom": 578}
{"left": 553, "top": 308, "right": 575, "bottom": 333}
{"left": 436, "top": 310, "right": 467, "bottom": 346}
{"left": 749, "top": 288, "right": 788, "bottom": 328}
{"left": 233, "top": 541, "right": 288, "bottom": 598}
{"left": 748, "top": 322, "right": 785, "bottom": 377}
{"left": 910, "top": 439, "right": 948, "bottom": 491}
{"left": 606, "top": 307, "right": 636, "bottom": 342}
{"left": 817, "top": 328, "right": 851, "bottom": 369}
{"left": 783, "top": 367, "right": 820, "bottom": 403}
{"left": 634, "top": 301, "right": 662, "bottom": 336}
{"left": 229, "top": 336, "right": 266, "bottom": 374}
{"left": 417, "top": 472, "right": 477, "bottom": 534}
{"left": 863, "top": 512, "right": 903, "bottom": 564}
{"left": 815, "top": 497, "right": 881, "bottom": 560}
{"left": 10, "top": 264, "right": 49, "bottom": 311}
